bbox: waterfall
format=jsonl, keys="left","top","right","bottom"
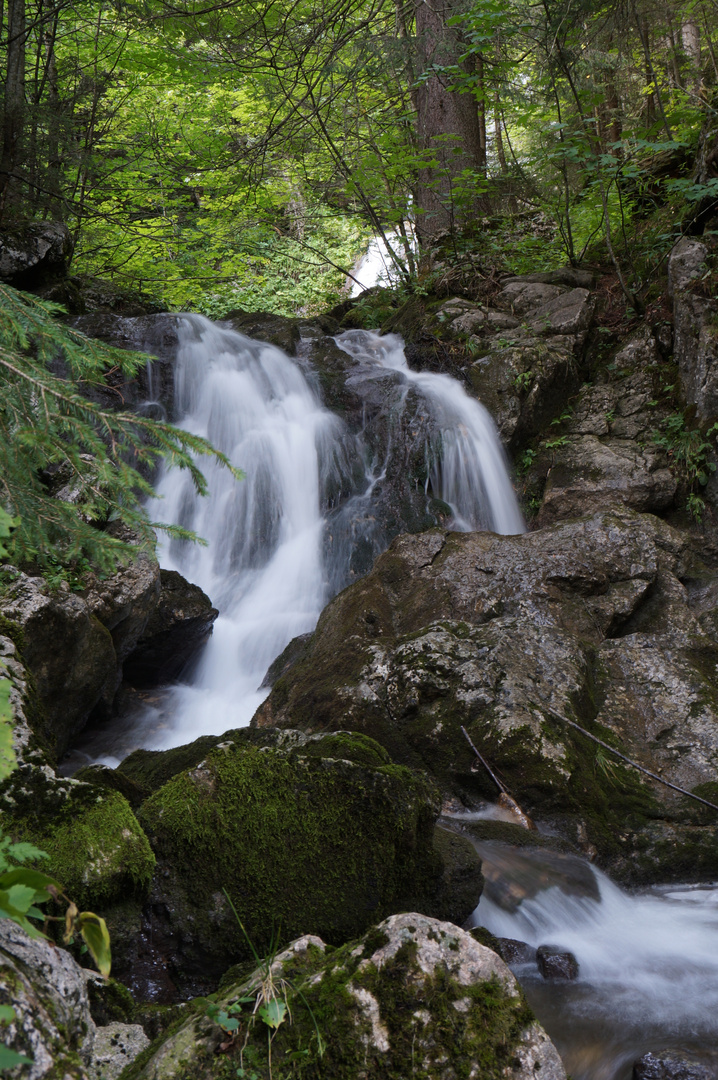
{"left": 335, "top": 330, "right": 524, "bottom": 535}
{"left": 75, "top": 314, "right": 522, "bottom": 759}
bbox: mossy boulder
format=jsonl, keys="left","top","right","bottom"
{"left": 255, "top": 510, "right": 718, "bottom": 881}
{"left": 124, "top": 913, "right": 565, "bottom": 1080}
{"left": 134, "top": 730, "right": 480, "bottom": 995}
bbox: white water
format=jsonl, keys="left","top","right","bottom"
{"left": 349, "top": 232, "right": 412, "bottom": 294}
{"left": 470, "top": 840, "right": 718, "bottom": 1080}
{"left": 73, "top": 315, "right": 522, "bottom": 760}
{"left": 336, "top": 330, "right": 525, "bottom": 535}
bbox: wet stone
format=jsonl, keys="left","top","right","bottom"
{"left": 499, "top": 938, "right": 537, "bottom": 965}
{"left": 633, "top": 1051, "right": 715, "bottom": 1080}
{"left": 536, "top": 944, "right": 579, "bottom": 980}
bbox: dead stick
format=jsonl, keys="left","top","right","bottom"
{"left": 461, "top": 725, "right": 509, "bottom": 794}
{"left": 542, "top": 707, "right": 718, "bottom": 814}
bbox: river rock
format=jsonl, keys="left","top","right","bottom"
{"left": 633, "top": 1051, "right": 715, "bottom": 1080}
{"left": 123, "top": 569, "right": 218, "bottom": 687}
{"left": 669, "top": 237, "right": 718, "bottom": 423}
{"left": 134, "top": 728, "right": 482, "bottom": 995}
{"left": 0, "top": 548, "right": 159, "bottom": 756}
{"left": 498, "top": 938, "right": 537, "bottom": 964}
{"left": 0, "top": 920, "right": 148, "bottom": 1080}
{"left": 536, "top": 945, "right": 579, "bottom": 980}
{"left": 129, "top": 913, "right": 566, "bottom": 1080}
{"left": 254, "top": 509, "right": 718, "bottom": 881}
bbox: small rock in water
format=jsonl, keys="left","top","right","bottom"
{"left": 633, "top": 1051, "right": 715, "bottom": 1080}
{"left": 499, "top": 938, "right": 537, "bottom": 964}
{"left": 536, "top": 944, "right": 579, "bottom": 980}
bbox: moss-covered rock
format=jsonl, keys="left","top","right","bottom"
{"left": 134, "top": 731, "right": 465, "bottom": 994}
{"left": 124, "top": 913, "right": 565, "bottom": 1080}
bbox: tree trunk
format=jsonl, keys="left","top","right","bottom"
{"left": 0, "top": 0, "right": 27, "bottom": 219}
{"left": 413, "top": 0, "right": 487, "bottom": 242}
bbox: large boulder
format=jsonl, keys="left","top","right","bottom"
{"left": 127, "top": 913, "right": 565, "bottom": 1080}
{"left": 122, "top": 569, "right": 218, "bottom": 688}
{"left": 0, "top": 920, "right": 148, "bottom": 1080}
{"left": 133, "top": 728, "right": 483, "bottom": 996}
{"left": 0, "top": 551, "right": 160, "bottom": 757}
{"left": 0, "top": 222, "right": 73, "bottom": 288}
{"left": 254, "top": 510, "right": 718, "bottom": 882}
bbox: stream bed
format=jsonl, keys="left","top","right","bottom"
{"left": 456, "top": 824, "right": 718, "bottom": 1080}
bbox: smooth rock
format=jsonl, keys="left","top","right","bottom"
{"left": 496, "top": 281, "right": 567, "bottom": 314}
{"left": 526, "top": 288, "right": 595, "bottom": 336}
{"left": 633, "top": 1051, "right": 715, "bottom": 1080}
{"left": 536, "top": 944, "right": 579, "bottom": 980}
{"left": 498, "top": 938, "right": 537, "bottom": 964}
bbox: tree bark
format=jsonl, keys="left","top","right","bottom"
{"left": 413, "top": 0, "right": 487, "bottom": 242}
{"left": 0, "top": 0, "right": 27, "bottom": 219}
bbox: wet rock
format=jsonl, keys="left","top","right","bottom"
{"left": 136, "top": 729, "right": 456, "bottom": 995}
{"left": 222, "top": 308, "right": 302, "bottom": 355}
{"left": 129, "top": 913, "right": 566, "bottom": 1080}
{"left": 498, "top": 938, "right": 537, "bottom": 964}
{"left": 633, "top": 1050, "right": 715, "bottom": 1080}
{"left": 536, "top": 944, "right": 579, "bottom": 980}
{"left": 254, "top": 509, "right": 718, "bottom": 880}
{"left": 428, "top": 826, "right": 484, "bottom": 926}
{"left": 0, "top": 221, "right": 73, "bottom": 288}
{"left": 669, "top": 238, "right": 718, "bottom": 423}
{"left": 123, "top": 569, "right": 218, "bottom": 688}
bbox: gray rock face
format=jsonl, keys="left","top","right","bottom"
{"left": 129, "top": 914, "right": 566, "bottom": 1080}
{"left": 0, "top": 222, "right": 73, "bottom": 287}
{"left": 0, "top": 921, "right": 147, "bottom": 1080}
{"left": 123, "top": 568, "right": 218, "bottom": 688}
{"left": 255, "top": 509, "right": 718, "bottom": 881}
{"left": 0, "top": 550, "right": 159, "bottom": 755}
{"left": 669, "top": 238, "right": 718, "bottom": 423}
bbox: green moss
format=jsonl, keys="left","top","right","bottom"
{"left": 297, "top": 732, "right": 391, "bottom": 769}
{"left": 87, "top": 976, "right": 136, "bottom": 1025}
{"left": 11, "top": 786, "right": 154, "bottom": 909}
{"left": 138, "top": 738, "right": 441, "bottom": 974}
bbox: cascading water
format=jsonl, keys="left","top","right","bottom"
{"left": 72, "top": 315, "right": 522, "bottom": 761}
{"left": 463, "top": 834, "right": 718, "bottom": 1080}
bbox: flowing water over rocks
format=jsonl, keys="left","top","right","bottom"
{"left": 465, "top": 836, "right": 718, "bottom": 1080}
{"left": 73, "top": 314, "right": 522, "bottom": 760}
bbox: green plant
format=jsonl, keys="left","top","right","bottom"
{"left": 0, "top": 285, "right": 242, "bottom": 573}
{"left": 203, "top": 889, "right": 325, "bottom": 1079}
{"left": 513, "top": 371, "right": 533, "bottom": 394}
{"left": 517, "top": 447, "right": 537, "bottom": 475}
{"left": 652, "top": 414, "right": 718, "bottom": 520}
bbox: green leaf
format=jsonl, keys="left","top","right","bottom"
{"left": 0, "top": 1046, "right": 33, "bottom": 1068}
{"left": 0, "top": 1005, "right": 15, "bottom": 1023}
{"left": 258, "top": 998, "right": 287, "bottom": 1030}
{"left": 77, "top": 913, "right": 112, "bottom": 978}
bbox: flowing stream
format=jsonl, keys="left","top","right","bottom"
{"left": 462, "top": 831, "right": 718, "bottom": 1080}
{"left": 72, "top": 314, "right": 522, "bottom": 760}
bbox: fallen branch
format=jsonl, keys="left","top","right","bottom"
{"left": 542, "top": 706, "right": 718, "bottom": 814}
{"left": 461, "top": 725, "right": 508, "bottom": 794}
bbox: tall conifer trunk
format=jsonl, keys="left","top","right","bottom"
{"left": 0, "top": 0, "right": 27, "bottom": 219}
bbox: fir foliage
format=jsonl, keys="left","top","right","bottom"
{"left": 0, "top": 285, "right": 243, "bottom": 571}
